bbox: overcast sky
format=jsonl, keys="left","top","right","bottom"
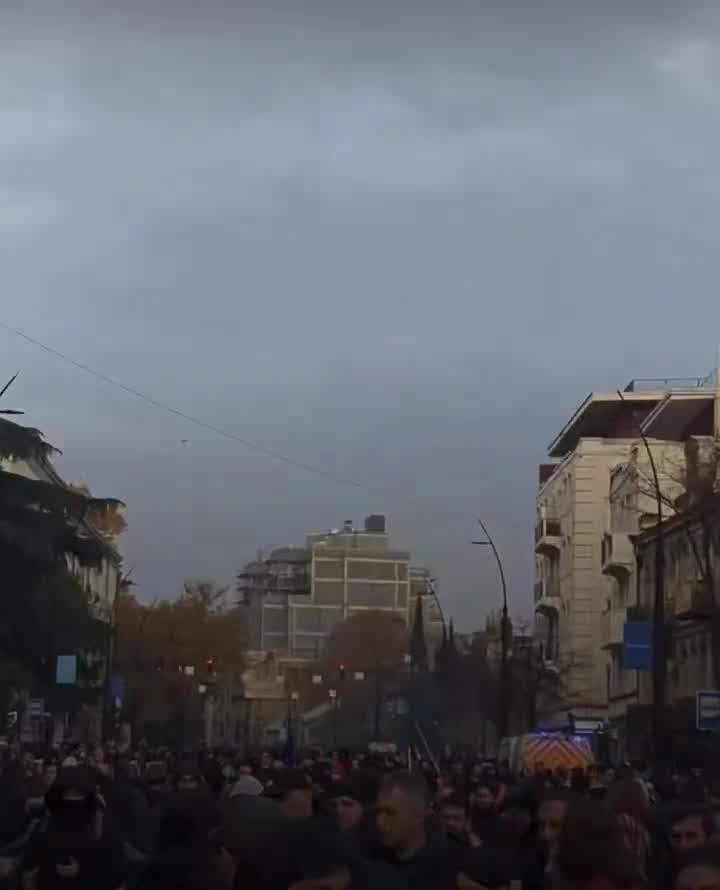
{"left": 2, "top": 1, "right": 720, "bottom": 628}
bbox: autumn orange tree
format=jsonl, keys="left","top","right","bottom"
{"left": 323, "top": 610, "right": 408, "bottom": 674}
{"left": 319, "top": 611, "right": 409, "bottom": 739}
{"left": 68, "top": 482, "right": 128, "bottom": 541}
{"left": 114, "top": 580, "right": 247, "bottom": 743}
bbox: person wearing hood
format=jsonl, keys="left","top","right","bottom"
{"left": 325, "top": 772, "right": 381, "bottom": 859}
{"left": 139, "top": 792, "right": 230, "bottom": 890}
{"left": 463, "top": 784, "right": 544, "bottom": 890}
{"left": 219, "top": 775, "right": 290, "bottom": 884}
{"left": 21, "top": 766, "right": 126, "bottom": 890}
{"left": 240, "top": 819, "right": 405, "bottom": 890}
{"left": 467, "top": 780, "right": 502, "bottom": 845}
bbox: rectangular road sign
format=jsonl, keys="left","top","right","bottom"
{"left": 27, "top": 699, "right": 44, "bottom": 718}
{"left": 697, "top": 690, "right": 720, "bottom": 732}
{"left": 623, "top": 621, "right": 652, "bottom": 670}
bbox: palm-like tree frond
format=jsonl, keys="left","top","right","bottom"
{"left": 0, "top": 418, "right": 58, "bottom": 463}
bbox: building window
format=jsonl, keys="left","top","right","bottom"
{"left": 397, "top": 584, "right": 408, "bottom": 608}
{"left": 347, "top": 560, "right": 397, "bottom": 581}
{"left": 262, "top": 634, "right": 288, "bottom": 652}
{"left": 263, "top": 609, "right": 288, "bottom": 634}
{"left": 293, "top": 635, "right": 325, "bottom": 657}
{"left": 293, "top": 607, "right": 341, "bottom": 634}
{"left": 347, "top": 582, "right": 396, "bottom": 608}
{"left": 314, "top": 560, "right": 344, "bottom": 579}
{"left": 314, "top": 581, "right": 344, "bottom": 605}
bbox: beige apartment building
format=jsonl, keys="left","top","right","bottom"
{"left": 535, "top": 372, "right": 720, "bottom": 732}
{"left": 614, "top": 436, "right": 720, "bottom": 759}
{"left": 617, "top": 506, "right": 718, "bottom": 758}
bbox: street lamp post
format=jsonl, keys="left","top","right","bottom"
{"left": 472, "top": 518, "right": 510, "bottom": 743}
{"left": 616, "top": 390, "right": 666, "bottom": 777}
{"left": 287, "top": 690, "right": 300, "bottom": 764}
{"left": 328, "top": 688, "right": 338, "bottom": 748}
{"left": 102, "top": 569, "right": 134, "bottom": 742}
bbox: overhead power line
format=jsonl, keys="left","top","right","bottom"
{"left": 3, "top": 321, "right": 478, "bottom": 515}
{"left": 0, "top": 320, "right": 530, "bottom": 540}
{"left": 0, "top": 319, "right": 374, "bottom": 492}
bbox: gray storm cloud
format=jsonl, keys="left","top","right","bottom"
{"left": 2, "top": 0, "right": 720, "bottom": 625}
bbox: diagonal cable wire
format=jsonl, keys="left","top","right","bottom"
{"left": 0, "top": 319, "right": 376, "bottom": 491}
{"left": 1, "top": 320, "right": 496, "bottom": 519}
{"left": 0, "top": 319, "right": 531, "bottom": 542}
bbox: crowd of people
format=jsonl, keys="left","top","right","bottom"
{"left": 1, "top": 742, "right": 720, "bottom": 890}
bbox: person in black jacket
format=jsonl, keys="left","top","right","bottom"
{"left": 376, "top": 772, "right": 460, "bottom": 890}
{"left": 325, "top": 772, "right": 381, "bottom": 859}
{"left": 242, "top": 819, "right": 404, "bottom": 890}
{"left": 21, "top": 767, "right": 126, "bottom": 890}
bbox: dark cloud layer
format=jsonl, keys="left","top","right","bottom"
{"left": 3, "top": 1, "right": 720, "bottom": 626}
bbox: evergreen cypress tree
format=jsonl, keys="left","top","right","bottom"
{"left": 410, "top": 595, "right": 428, "bottom": 671}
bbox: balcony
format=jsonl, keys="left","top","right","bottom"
{"left": 266, "top": 571, "right": 311, "bottom": 596}
{"left": 535, "top": 581, "right": 562, "bottom": 618}
{"left": 541, "top": 658, "right": 560, "bottom": 677}
{"left": 674, "top": 580, "right": 715, "bottom": 620}
{"left": 534, "top": 517, "right": 562, "bottom": 557}
{"left": 601, "top": 533, "right": 634, "bottom": 579}
{"left": 534, "top": 580, "right": 545, "bottom": 603}
{"left": 600, "top": 606, "right": 626, "bottom": 650}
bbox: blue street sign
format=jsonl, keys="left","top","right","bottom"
{"left": 56, "top": 654, "right": 77, "bottom": 685}
{"left": 110, "top": 675, "right": 127, "bottom": 704}
{"left": 623, "top": 622, "right": 652, "bottom": 670}
{"left": 696, "top": 690, "right": 720, "bottom": 732}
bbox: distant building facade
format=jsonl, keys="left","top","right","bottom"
{"left": 619, "top": 442, "right": 720, "bottom": 761}
{"left": 535, "top": 372, "right": 720, "bottom": 733}
{"left": 239, "top": 515, "right": 413, "bottom": 659}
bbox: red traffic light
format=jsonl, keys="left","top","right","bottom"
{"left": 338, "top": 663, "right": 346, "bottom": 681}
{"left": 207, "top": 657, "right": 216, "bottom": 676}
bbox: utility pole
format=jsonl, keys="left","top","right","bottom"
{"left": 102, "top": 568, "right": 133, "bottom": 741}
{"left": 373, "top": 669, "right": 382, "bottom": 740}
{"left": 329, "top": 688, "right": 338, "bottom": 748}
{"left": 203, "top": 657, "right": 219, "bottom": 750}
{"left": 616, "top": 390, "right": 666, "bottom": 776}
{"left": 473, "top": 518, "right": 510, "bottom": 743}
{"left": 204, "top": 693, "right": 215, "bottom": 748}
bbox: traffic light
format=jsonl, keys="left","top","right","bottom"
{"left": 338, "top": 663, "right": 346, "bottom": 682}
{"left": 207, "top": 657, "right": 216, "bottom": 677}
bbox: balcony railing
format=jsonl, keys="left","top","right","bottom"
{"left": 624, "top": 377, "right": 712, "bottom": 392}
{"left": 535, "top": 591, "right": 561, "bottom": 616}
{"left": 601, "top": 533, "right": 634, "bottom": 579}
{"left": 266, "top": 573, "right": 311, "bottom": 595}
{"left": 534, "top": 517, "right": 562, "bottom": 557}
{"left": 674, "top": 580, "right": 715, "bottom": 620}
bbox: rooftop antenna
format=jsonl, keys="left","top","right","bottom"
{"left": 0, "top": 371, "right": 24, "bottom": 415}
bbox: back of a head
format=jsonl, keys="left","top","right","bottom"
{"left": 676, "top": 845, "right": 720, "bottom": 890}
{"left": 540, "top": 786, "right": 578, "bottom": 810}
{"left": 220, "top": 793, "right": 289, "bottom": 869}
{"left": 246, "top": 819, "right": 353, "bottom": 890}
{"left": 607, "top": 779, "right": 652, "bottom": 829}
{"left": 379, "top": 771, "right": 431, "bottom": 809}
{"left": 440, "top": 791, "right": 468, "bottom": 812}
{"left": 555, "top": 800, "right": 639, "bottom": 889}
{"left": 666, "top": 802, "right": 716, "bottom": 838}
{"left": 155, "top": 792, "right": 221, "bottom": 853}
